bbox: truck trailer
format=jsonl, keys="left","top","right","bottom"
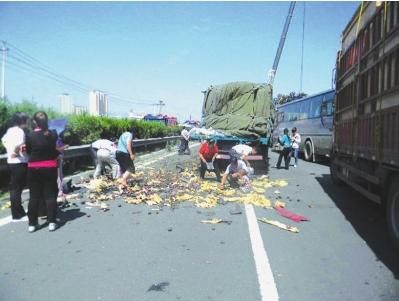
{"left": 330, "top": 2, "right": 399, "bottom": 247}
{"left": 190, "top": 81, "right": 274, "bottom": 171}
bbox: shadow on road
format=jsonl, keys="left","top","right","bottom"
{"left": 57, "top": 208, "right": 86, "bottom": 229}
{"left": 316, "top": 174, "right": 399, "bottom": 279}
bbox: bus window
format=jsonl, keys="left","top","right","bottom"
{"left": 290, "top": 102, "right": 299, "bottom": 121}
{"left": 310, "top": 96, "right": 322, "bottom": 118}
{"left": 277, "top": 112, "right": 284, "bottom": 123}
{"left": 300, "top": 101, "right": 309, "bottom": 120}
{"left": 321, "top": 98, "right": 335, "bottom": 116}
{"left": 326, "top": 100, "right": 334, "bottom": 115}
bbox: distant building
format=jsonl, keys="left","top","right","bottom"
{"left": 73, "top": 105, "right": 88, "bottom": 115}
{"left": 89, "top": 90, "right": 108, "bottom": 116}
{"left": 58, "top": 93, "right": 74, "bottom": 114}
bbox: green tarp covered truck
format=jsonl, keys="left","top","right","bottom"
{"left": 191, "top": 81, "right": 275, "bottom": 171}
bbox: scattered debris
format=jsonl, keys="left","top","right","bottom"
{"left": 76, "top": 162, "right": 289, "bottom": 214}
{"left": 201, "top": 218, "right": 222, "bottom": 224}
{"left": 1, "top": 202, "right": 11, "bottom": 210}
{"left": 274, "top": 201, "right": 286, "bottom": 208}
{"left": 258, "top": 218, "right": 299, "bottom": 233}
{"left": 200, "top": 218, "right": 232, "bottom": 225}
{"left": 147, "top": 282, "right": 170, "bottom": 292}
{"left": 229, "top": 205, "right": 242, "bottom": 215}
{"left": 274, "top": 206, "right": 309, "bottom": 223}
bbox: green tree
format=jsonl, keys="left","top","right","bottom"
{"left": 274, "top": 92, "right": 308, "bottom": 105}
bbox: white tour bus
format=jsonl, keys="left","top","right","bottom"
{"left": 272, "top": 89, "right": 335, "bottom": 161}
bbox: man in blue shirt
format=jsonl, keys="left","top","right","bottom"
{"left": 116, "top": 128, "right": 136, "bottom": 186}
{"left": 276, "top": 128, "right": 292, "bottom": 170}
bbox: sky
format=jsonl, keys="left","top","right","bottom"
{"left": 0, "top": 1, "right": 359, "bottom": 121}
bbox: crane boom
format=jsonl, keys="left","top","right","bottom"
{"left": 268, "top": 1, "right": 296, "bottom": 86}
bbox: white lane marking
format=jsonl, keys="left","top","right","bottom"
{"left": 0, "top": 215, "right": 12, "bottom": 227}
{"left": 0, "top": 143, "right": 201, "bottom": 228}
{"left": 245, "top": 204, "right": 279, "bottom": 301}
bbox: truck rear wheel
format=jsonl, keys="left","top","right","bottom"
{"left": 304, "top": 140, "right": 313, "bottom": 161}
{"left": 387, "top": 177, "right": 399, "bottom": 249}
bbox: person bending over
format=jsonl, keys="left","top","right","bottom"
{"left": 92, "top": 139, "right": 120, "bottom": 180}
{"left": 198, "top": 138, "right": 220, "bottom": 181}
{"left": 116, "top": 128, "right": 136, "bottom": 187}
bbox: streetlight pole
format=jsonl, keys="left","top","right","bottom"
{"left": 158, "top": 100, "right": 165, "bottom": 114}
{"left": 1, "top": 41, "right": 9, "bottom": 100}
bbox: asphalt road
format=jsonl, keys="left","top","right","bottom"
{"left": 0, "top": 144, "right": 398, "bottom": 301}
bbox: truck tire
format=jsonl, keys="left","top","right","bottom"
{"left": 330, "top": 160, "right": 344, "bottom": 185}
{"left": 304, "top": 140, "right": 313, "bottom": 161}
{"left": 387, "top": 177, "right": 399, "bottom": 249}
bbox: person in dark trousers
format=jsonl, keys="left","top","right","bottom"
{"left": 116, "top": 128, "right": 136, "bottom": 187}
{"left": 198, "top": 138, "right": 221, "bottom": 181}
{"left": 26, "top": 111, "right": 59, "bottom": 232}
{"left": 178, "top": 126, "right": 190, "bottom": 155}
{"left": 1, "top": 112, "right": 29, "bottom": 222}
{"left": 276, "top": 128, "right": 292, "bottom": 170}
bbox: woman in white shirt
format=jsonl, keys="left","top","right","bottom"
{"left": 290, "top": 127, "right": 301, "bottom": 168}
{"left": 1, "top": 113, "right": 29, "bottom": 221}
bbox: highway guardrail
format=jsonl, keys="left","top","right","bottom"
{"left": 0, "top": 136, "right": 181, "bottom": 172}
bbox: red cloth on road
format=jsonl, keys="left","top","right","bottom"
{"left": 199, "top": 143, "right": 219, "bottom": 161}
{"left": 274, "top": 206, "right": 309, "bottom": 223}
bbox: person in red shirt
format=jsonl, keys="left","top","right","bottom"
{"left": 198, "top": 138, "right": 221, "bottom": 181}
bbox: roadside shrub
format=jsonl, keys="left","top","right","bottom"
{"left": 65, "top": 115, "right": 181, "bottom": 145}
{"left": 0, "top": 99, "right": 181, "bottom": 153}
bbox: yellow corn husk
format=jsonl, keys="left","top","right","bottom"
{"left": 224, "top": 196, "right": 242, "bottom": 203}
{"left": 128, "top": 185, "right": 142, "bottom": 192}
{"left": 252, "top": 186, "right": 266, "bottom": 194}
{"left": 274, "top": 201, "right": 286, "bottom": 208}
{"left": 272, "top": 180, "right": 288, "bottom": 187}
{"left": 195, "top": 201, "right": 216, "bottom": 208}
{"left": 200, "top": 181, "right": 218, "bottom": 192}
{"left": 176, "top": 193, "right": 193, "bottom": 201}
{"left": 200, "top": 218, "right": 222, "bottom": 224}
{"left": 125, "top": 197, "right": 142, "bottom": 205}
{"left": 195, "top": 195, "right": 218, "bottom": 208}
{"left": 1, "top": 201, "right": 11, "bottom": 210}
{"left": 242, "top": 193, "right": 272, "bottom": 208}
{"left": 217, "top": 188, "right": 235, "bottom": 196}
{"left": 151, "top": 193, "right": 162, "bottom": 204}
{"left": 258, "top": 218, "right": 299, "bottom": 233}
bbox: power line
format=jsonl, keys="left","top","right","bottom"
{"left": 2, "top": 40, "right": 165, "bottom": 107}
{"left": 7, "top": 61, "right": 158, "bottom": 109}
{"left": 6, "top": 41, "right": 93, "bottom": 91}
{"left": 8, "top": 54, "right": 90, "bottom": 93}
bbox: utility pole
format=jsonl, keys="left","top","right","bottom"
{"left": 157, "top": 100, "right": 165, "bottom": 114}
{"left": 299, "top": 2, "right": 306, "bottom": 93}
{"left": 1, "top": 41, "right": 9, "bottom": 100}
